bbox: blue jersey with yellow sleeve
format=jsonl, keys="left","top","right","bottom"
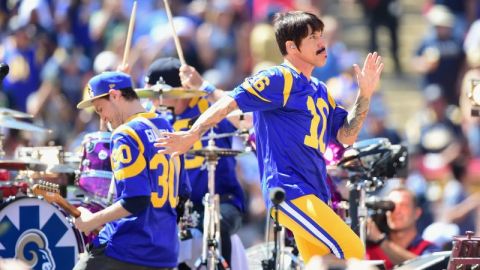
{"left": 229, "top": 63, "right": 347, "bottom": 209}
{"left": 95, "top": 112, "right": 186, "bottom": 268}
{"left": 172, "top": 97, "right": 245, "bottom": 212}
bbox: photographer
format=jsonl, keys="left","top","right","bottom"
{"left": 366, "top": 187, "right": 440, "bottom": 269}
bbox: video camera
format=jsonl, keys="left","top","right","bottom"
{"left": 338, "top": 138, "right": 408, "bottom": 184}
{"left": 366, "top": 196, "right": 395, "bottom": 235}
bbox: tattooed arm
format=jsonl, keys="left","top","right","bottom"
{"left": 155, "top": 95, "right": 239, "bottom": 156}
{"left": 190, "top": 95, "right": 239, "bottom": 137}
{"left": 337, "top": 95, "right": 370, "bottom": 145}
{"left": 337, "top": 52, "right": 383, "bottom": 145}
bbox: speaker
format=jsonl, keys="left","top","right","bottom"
{"left": 394, "top": 251, "right": 451, "bottom": 270}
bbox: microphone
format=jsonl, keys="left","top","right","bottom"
{"left": 0, "top": 63, "right": 9, "bottom": 81}
{"left": 366, "top": 197, "right": 395, "bottom": 211}
{"left": 270, "top": 187, "right": 285, "bottom": 206}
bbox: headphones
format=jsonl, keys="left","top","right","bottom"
{"left": 290, "top": 45, "right": 296, "bottom": 49}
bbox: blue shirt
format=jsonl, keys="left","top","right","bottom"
{"left": 172, "top": 97, "right": 245, "bottom": 212}
{"left": 95, "top": 112, "right": 187, "bottom": 268}
{"left": 229, "top": 63, "right": 347, "bottom": 209}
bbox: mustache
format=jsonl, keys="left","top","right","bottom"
{"left": 316, "top": 47, "right": 326, "bottom": 55}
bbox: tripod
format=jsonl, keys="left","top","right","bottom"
{"left": 348, "top": 177, "right": 384, "bottom": 245}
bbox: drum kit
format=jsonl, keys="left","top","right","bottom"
{"left": 0, "top": 107, "right": 115, "bottom": 270}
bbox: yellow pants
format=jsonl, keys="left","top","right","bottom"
{"left": 273, "top": 194, "right": 365, "bottom": 263}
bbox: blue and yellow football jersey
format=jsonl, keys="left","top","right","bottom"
{"left": 95, "top": 112, "right": 187, "bottom": 268}
{"left": 229, "top": 63, "right": 347, "bottom": 209}
{"left": 172, "top": 97, "right": 245, "bottom": 212}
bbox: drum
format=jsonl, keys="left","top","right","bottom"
{"left": 0, "top": 196, "right": 84, "bottom": 270}
{"left": 78, "top": 132, "right": 113, "bottom": 198}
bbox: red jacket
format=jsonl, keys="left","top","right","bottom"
{"left": 366, "top": 234, "right": 439, "bottom": 269}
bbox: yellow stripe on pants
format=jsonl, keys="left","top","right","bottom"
{"left": 273, "top": 194, "right": 365, "bottom": 263}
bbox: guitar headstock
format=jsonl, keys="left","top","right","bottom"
{"left": 32, "top": 180, "right": 61, "bottom": 204}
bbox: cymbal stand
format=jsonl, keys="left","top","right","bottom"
{"left": 195, "top": 136, "right": 230, "bottom": 270}
{"left": 262, "top": 188, "right": 285, "bottom": 270}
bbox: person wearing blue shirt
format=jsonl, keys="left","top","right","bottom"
{"left": 155, "top": 11, "right": 384, "bottom": 263}
{"left": 142, "top": 57, "right": 245, "bottom": 267}
{"left": 74, "top": 71, "right": 188, "bottom": 270}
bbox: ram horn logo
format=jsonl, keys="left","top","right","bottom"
{"left": 15, "top": 230, "right": 55, "bottom": 270}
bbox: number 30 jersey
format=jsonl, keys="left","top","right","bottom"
{"left": 95, "top": 112, "right": 187, "bottom": 268}
{"left": 229, "top": 63, "right": 348, "bottom": 209}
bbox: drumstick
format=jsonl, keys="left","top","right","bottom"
{"left": 122, "top": 1, "right": 137, "bottom": 67}
{"left": 163, "top": 0, "right": 186, "bottom": 66}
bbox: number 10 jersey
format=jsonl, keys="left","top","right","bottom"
{"left": 229, "top": 63, "right": 348, "bottom": 209}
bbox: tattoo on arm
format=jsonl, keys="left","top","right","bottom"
{"left": 340, "top": 95, "right": 370, "bottom": 138}
{"left": 191, "top": 96, "right": 239, "bottom": 137}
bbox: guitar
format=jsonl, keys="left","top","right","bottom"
{"left": 32, "top": 180, "right": 101, "bottom": 235}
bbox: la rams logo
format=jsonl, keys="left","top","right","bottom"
{"left": 0, "top": 198, "right": 79, "bottom": 270}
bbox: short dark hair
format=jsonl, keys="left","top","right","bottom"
{"left": 99, "top": 87, "right": 138, "bottom": 101}
{"left": 273, "top": 11, "right": 324, "bottom": 56}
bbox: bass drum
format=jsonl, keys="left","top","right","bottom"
{"left": 0, "top": 196, "right": 85, "bottom": 270}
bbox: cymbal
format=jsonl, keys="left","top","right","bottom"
{"left": 188, "top": 146, "right": 242, "bottom": 157}
{"left": 0, "top": 116, "right": 50, "bottom": 132}
{"left": 135, "top": 86, "right": 207, "bottom": 99}
{"left": 201, "top": 130, "right": 248, "bottom": 141}
{"left": 0, "top": 108, "right": 33, "bottom": 118}
{"left": 0, "top": 160, "right": 47, "bottom": 171}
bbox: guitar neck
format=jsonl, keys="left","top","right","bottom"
{"left": 54, "top": 195, "right": 81, "bottom": 218}
{"left": 32, "top": 184, "right": 101, "bottom": 235}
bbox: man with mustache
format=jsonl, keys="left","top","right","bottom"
{"left": 156, "top": 10, "right": 384, "bottom": 263}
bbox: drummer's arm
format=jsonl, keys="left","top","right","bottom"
{"left": 180, "top": 64, "right": 225, "bottom": 103}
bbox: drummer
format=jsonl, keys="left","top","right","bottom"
{"left": 142, "top": 57, "right": 246, "bottom": 267}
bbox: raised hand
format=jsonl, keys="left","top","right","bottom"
{"left": 353, "top": 52, "right": 384, "bottom": 97}
{"left": 179, "top": 64, "right": 203, "bottom": 89}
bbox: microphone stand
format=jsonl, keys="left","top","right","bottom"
{"left": 262, "top": 188, "right": 285, "bottom": 270}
